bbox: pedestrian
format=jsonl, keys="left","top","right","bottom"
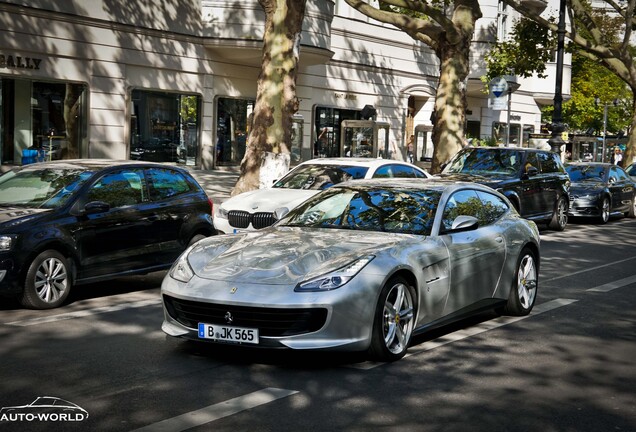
{"left": 611, "top": 148, "right": 623, "bottom": 166}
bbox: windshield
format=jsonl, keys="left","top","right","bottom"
{"left": 0, "top": 167, "right": 94, "bottom": 208}
{"left": 279, "top": 186, "right": 442, "bottom": 235}
{"left": 566, "top": 165, "right": 606, "bottom": 182}
{"left": 443, "top": 148, "right": 523, "bottom": 176}
{"left": 273, "top": 164, "right": 369, "bottom": 190}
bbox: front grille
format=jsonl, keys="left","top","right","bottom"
{"left": 163, "top": 295, "right": 328, "bottom": 337}
{"left": 228, "top": 210, "right": 276, "bottom": 229}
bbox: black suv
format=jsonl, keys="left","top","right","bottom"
{"left": 0, "top": 160, "right": 215, "bottom": 309}
{"left": 440, "top": 147, "right": 570, "bottom": 230}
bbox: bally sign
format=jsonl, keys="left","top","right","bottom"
{"left": 0, "top": 54, "right": 42, "bottom": 70}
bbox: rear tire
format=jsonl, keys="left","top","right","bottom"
{"left": 188, "top": 234, "right": 207, "bottom": 247}
{"left": 20, "top": 250, "right": 71, "bottom": 310}
{"left": 503, "top": 248, "right": 538, "bottom": 316}
{"left": 367, "top": 276, "right": 416, "bottom": 362}
{"left": 548, "top": 196, "right": 568, "bottom": 231}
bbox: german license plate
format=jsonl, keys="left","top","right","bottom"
{"left": 198, "top": 323, "right": 259, "bottom": 344}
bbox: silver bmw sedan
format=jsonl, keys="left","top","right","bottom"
{"left": 161, "top": 179, "right": 540, "bottom": 362}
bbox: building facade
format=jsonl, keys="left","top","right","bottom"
{"left": 0, "top": 0, "right": 570, "bottom": 170}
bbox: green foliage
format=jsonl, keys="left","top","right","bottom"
{"left": 484, "top": 18, "right": 556, "bottom": 81}
{"left": 543, "top": 54, "right": 634, "bottom": 134}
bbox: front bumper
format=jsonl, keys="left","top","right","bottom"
{"left": 160, "top": 271, "right": 381, "bottom": 352}
{"left": 568, "top": 198, "right": 601, "bottom": 217}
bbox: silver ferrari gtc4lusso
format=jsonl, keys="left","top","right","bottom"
{"left": 161, "top": 179, "right": 540, "bottom": 362}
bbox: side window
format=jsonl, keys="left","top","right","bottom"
{"left": 524, "top": 152, "right": 539, "bottom": 174}
{"left": 390, "top": 165, "right": 419, "bottom": 178}
{"left": 537, "top": 151, "right": 561, "bottom": 173}
{"left": 87, "top": 169, "right": 145, "bottom": 208}
{"left": 475, "top": 191, "right": 509, "bottom": 225}
{"left": 614, "top": 167, "right": 630, "bottom": 181}
{"left": 441, "top": 190, "right": 482, "bottom": 231}
{"left": 146, "top": 168, "right": 192, "bottom": 201}
{"left": 372, "top": 165, "right": 391, "bottom": 178}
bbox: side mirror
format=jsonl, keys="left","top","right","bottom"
{"left": 83, "top": 201, "right": 110, "bottom": 215}
{"left": 444, "top": 215, "right": 479, "bottom": 233}
{"left": 273, "top": 207, "right": 290, "bottom": 221}
{"left": 609, "top": 176, "right": 617, "bottom": 184}
{"left": 525, "top": 166, "right": 539, "bottom": 177}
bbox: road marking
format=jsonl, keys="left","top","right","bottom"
{"left": 587, "top": 274, "right": 636, "bottom": 292}
{"left": 542, "top": 255, "right": 636, "bottom": 283}
{"left": 5, "top": 298, "right": 161, "bottom": 327}
{"left": 349, "top": 298, "right": 578, "bottom": 370}
{"left": 130, "top": 388, "right": 299, "bottom": 432}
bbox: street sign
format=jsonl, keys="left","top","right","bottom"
{"left": 489, "top": 77, "right": 508, "bottom": 98}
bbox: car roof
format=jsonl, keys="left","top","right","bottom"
{"left": 12, "top": 159, "right": 186, "bottom": 172}
{"left": 333, "top": 177, "right": 500, "bottom": 194}
{"left": 299, "top": 157, "right": 420, "bottom": 168}
{"left": 464, "top": 146, "right": 551, "bottom": 153}
{"left": 566, "top": 162, "right": 612, "bottom": 167}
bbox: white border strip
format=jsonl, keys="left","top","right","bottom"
{"left": 587, "top": 274, "right": 636, "bottom": 292}
{"left": 130, "top": 388, "right": 298, "bottom": 432}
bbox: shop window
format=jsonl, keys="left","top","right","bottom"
{"left": 216, "top": 98, "right": 254, "bottom": 165}
{"left": 1, "top": 78, "right": 87, "bottom": 165}
{"left": 130, "top": 90, "right": 201, "bottom": 166}
{"left": 314, "top": 106, "right": 362, "bottom": 158}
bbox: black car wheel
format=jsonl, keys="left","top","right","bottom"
{"left": 368, "top": 276, "right": 415, "bottom": 362}
{"left": 503, "top": 248, "right": 538, "bottom": 316}
{"left": 188, "top": 234, "right": 207, "bottom": 247}
{"left": 548, "top": 196, "right": 568, "bottom": 231}
{"left": 20, "top": 250, "right": 71, "bottom": 310}
{"left": 599, "top": 197, "right": 610, "bottom": 224}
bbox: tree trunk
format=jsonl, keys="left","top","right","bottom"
{"left": 231, "top": 0, "right": 307, "bottom": 196}
{"left": 624, "top": 95, "right": 636, "bottom": 167}
{"left": 430, "top": 36, "right": 471, "bottom": 173}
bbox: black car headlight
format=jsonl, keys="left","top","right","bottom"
{"left": 0, "top": 235, "right": 16, "bottom": 251}
{"left": 295, "top": 255, "right": 375, "bottom": 292}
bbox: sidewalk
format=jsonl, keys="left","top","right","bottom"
{"left": 187, "top": 167, "right": 240, "bottom": 205}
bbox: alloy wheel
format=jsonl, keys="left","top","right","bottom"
{"left": 34, "top": 256, "right": 68, "bottom": 304}
{"left": 382, "top": 282, "right": 415, "bottom": 355}
{"left": 516, "top": 254, "right": 537, "bottom": 309}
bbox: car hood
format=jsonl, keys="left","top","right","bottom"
{"left": 0, "top": 207, "right": 51, "bottom": 227}
{"left": 187, "top": 227, "right": 407, "bottom": 284}
{"left": 570, "top": 180, "right": 604, "bottom": 195}
{"left": 220, "top": 188, "right": 319, "bottom": 213}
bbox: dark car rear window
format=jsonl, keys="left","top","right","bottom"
{"left": 273, "top": 164, "right": 369, "bottom": 190}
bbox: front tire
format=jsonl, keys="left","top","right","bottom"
{"left": 20, "top": 250, "right": 71, "bottom": 309}
{"left": 367, "top": 276, "right": 416, "bottom": 362}
{"left": 626, "top": 193, "right": 636, "bottom": 218}
{"left": 599, "top": 196, "right": 610, "bottom": 224}
{"left": 548, "top": 196, "right": 568, "bottom": 231}
{"left": 503, "top": 248, "right": 538, "bottom": 316}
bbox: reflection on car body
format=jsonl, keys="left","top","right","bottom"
{"left": 163, "top": 179, "right": 540, "bottom": 362}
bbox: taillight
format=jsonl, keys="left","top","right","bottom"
{"left": 208, "top": 198, "right": 214, "bottom": 216}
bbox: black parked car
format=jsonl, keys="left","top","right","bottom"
{"left": 440, "top": 146, "right": 570, "bottom": 230}
{"left": 0, "top": 160, "right": 215, "bottom": 309}
{"left": 565, "top": 162, "right": 636, "bottom": 223}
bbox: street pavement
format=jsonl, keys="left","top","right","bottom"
{"left": 186, "top": 167, "right": 239, "bottom": 205}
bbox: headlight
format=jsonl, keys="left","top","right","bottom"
{"left": 295, "top": 255, "right": 375, "bottom": 292}
{"left": 169, "top": 248, "right": 195, "bottom": 283}
{"left": 576, "top": 194, "right": 598, "bottom": 201}
{"left": 0, "top": 235, "right": 15, "bottom": 251}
